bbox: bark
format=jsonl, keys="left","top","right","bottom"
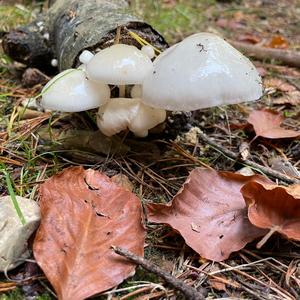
{"left": 3, "top": 0, "right": 168, "bottom": 71}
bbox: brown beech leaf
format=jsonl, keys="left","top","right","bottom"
{"left": 241, "top": 181, "right": 300, "bottom": 245}
{"left": 33, "top": 167, "right": 145, "bottom": 300}
{"left": 237, "top": 33, "right": 261, "bottom": 44}
{"left": 247, "top": 109, "right": 300, "bottom": 139}
{"left": 146, "top": 168, "right": 268, "bottom": 261}
{"left": 273, "top": 91, "right": 300, "bottom": 106}
{"left": 267, "top": 35, "right": 289, "bottom": 49}
{"left": 264, "top": 78, "right": 296, "bottom": 92}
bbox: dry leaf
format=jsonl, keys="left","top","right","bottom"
{"left": 269, "top": 157, "right": 300, "bottom": 178}
{"left": 33, "top": 167, "right": 145, "bottom": 300}
{"left": 267, "top": 35, "right": 289, "bottom": 49}
{"left": 146, "top": 168, "right": 268, "bottom": 261}
{"left": 241, "top": 181, "right": 300, "bottom": 244}
{"left": 273, "top": 91, "right": 300, "bottom": 106}
{"left": 209, "top": 278, "right": 227, "bottom": 291}
{"left": 237, "top": 33, "right": 261, "bottom": 44}
{"left": 247, "top": 109, "right": 300, "bottom": 139}
{"left": 264, "top": 78, "right": 296, "bottom": 92}
{"left": 111, "top": 174, "right": 134, "bottom": 192}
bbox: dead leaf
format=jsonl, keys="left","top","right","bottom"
{"left": 241, "top": 181, "right": 300, "bottom": 245}
{"left": 237, "top": 33, "right": 261, "bottom": 44}
{"left": 33, "top": 167, "right": 145, "bottom": 300}
{"left": 216, "top": 18, "right": 245, "bottom": 30}
{"left": 247, "top": 109, "right": 300, "bottom": 139}
{"left": 264, "top": 78, "right": 296, "bottom": 92}
{"left": 146, "top": 168, "right": 268, "bottom": 261}
{"left": 111, "top": 174, "right": 134, "bottom": 192}
{"left": 273, "top": 91, "right": 300, "bottom": 106}
{"left": 256, "top": 66, "right": 267, "bottom": 77}
{"left": 267, "top": 35, "right": 289, "bottom": 49}
{"left": 209, "top": 278, "right": 227, "bottom": 291}
{"left": 269, "top": 157, "right": 300, "bottom": 178}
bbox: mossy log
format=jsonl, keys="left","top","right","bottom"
{"left": 3, "top": 0, "right": 168, "bottom": 71}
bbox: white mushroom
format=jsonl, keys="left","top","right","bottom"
{"left": 86, "top": 44, "right": 153, "bottom": 97}
{"left": 97, "top": 98, "right": 166, "bottom": 137}
{"left": 141, "top": 45, "right": 155, "bottom": 59}
{"left": 40, "top": 69, "right": 110, "bottom": 112}
{"left": 142, "top": 32, "right": 263, "bottom": 111}
{"left": 79, "top": 50, "right": 94, "bottom": 65}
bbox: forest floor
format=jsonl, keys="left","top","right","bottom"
{"left": 0, "top": 0, "right": 300, "bottom": 299}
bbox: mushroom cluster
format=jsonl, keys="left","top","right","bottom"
{"left": 40, "top": 32, "right": 262, "bottom": 137}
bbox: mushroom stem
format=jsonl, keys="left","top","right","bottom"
{"left": 119, "top": 85, "right": 126, "bottom": 97}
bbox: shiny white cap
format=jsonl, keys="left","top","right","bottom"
{"left": 142, "top": 32, "right": 263, "bottom": 111}
{"left": 41, "top": 69, "right": 110, "bottom": 112}
{"left": 79, "top": 50, "right": 94, "bottom": 65}
{"left": 86, "top": 44, "right": 153, "bottom": 85}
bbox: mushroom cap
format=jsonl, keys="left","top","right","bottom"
{"left": 41, "top": 69, "right": 110, "bottom": 112}
{"left": 79, "top": 50, "right": 94, "bottom": 65}
{"left": 97, "top": 98, "right": 166, "bottom": 137}
{"left": 86, "top": 44, "right": 153, "bottom": 85}
{"left": 141, "top": 45, "right": 155, "bottom": 59}
{"left": 142, "top": 32, "right": 263, "bottom": 111}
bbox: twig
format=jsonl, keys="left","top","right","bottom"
{"left": 229, "top": 40, "right": 300, "bottom": 68}
{"left": 112, "top": 246, "right": 205, "bottom": 300}
{"left": 197, "top": 130, "right": 300, "bottom": 184}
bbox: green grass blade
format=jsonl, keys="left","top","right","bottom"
{"left": 3, "top": 169, "right": 26, "bottom": 225}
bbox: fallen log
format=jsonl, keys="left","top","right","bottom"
{"left": 229, "top": 40, "right": 300, "bottom": 68}
{"left": 2, "top": 0, "right": 168, "bottom": 71}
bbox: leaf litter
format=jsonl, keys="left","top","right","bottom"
{"left": 1, "top": 0, "right": 300, "bottom": 298}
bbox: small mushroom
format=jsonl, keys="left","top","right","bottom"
{"left": 97, "top": 98, "right": 166, "bottom": 137}
{"left": 86, "top": 44, "right": 153, "bottom": 97}
{"left": 141, "top": 45, "right": 155, "bottom": 59}
{"left": 40, "top": 69, "right": 110, "bottom": 112}
{"left": 79, "top": 50, "right": 94, "bottom": 65}
{"left": 142, "top": 32, "right": 263, "bottom": 111}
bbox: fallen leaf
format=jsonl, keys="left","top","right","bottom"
{"left": 273, "top": 91, "right": 300, "bottom": 106}
{"left": 241, "top": 181, "right": 300, "bottom": 245}
{"left": 111, "top": 174, "right": 134, "bottom": 192}
{"left": 209, "top": 278, "right": 227, "bottom": 291}
{"left": 216, "top": 18, "right": 245, "bottom": 30}
{"left": 267, "top": 35, "right": 289, "bottom": 49}
{"left": 264, "top": 78, "right": 296, "bottom": 92}
{"left": 256, "top": 66, "right": 267, "bottom": 77}
{"left": 247, "top": 109, "right": 300, "bottom": 139}
{"left": 0, "top": 196, "right": 40, "bottom": 271}
{"left": 33, "top": 167, "right": 145, "bottom": 300}
{"left": 237, "top": 33, "right": 261, "bottom": 44}
{"left": 269, "top": 156, "right": 300, "bottom": 178}
{"left": 146, "top": 168, "right": 268, "bottom": 261}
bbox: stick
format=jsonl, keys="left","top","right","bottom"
{"left": 229, "top": 40, "right": 300, "bottom": 68}
{"left": 197, "top": 130, "right": 300, "bottom": 185}
{"left": 112, "top": 246, "right": 205, "bottom": 300}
